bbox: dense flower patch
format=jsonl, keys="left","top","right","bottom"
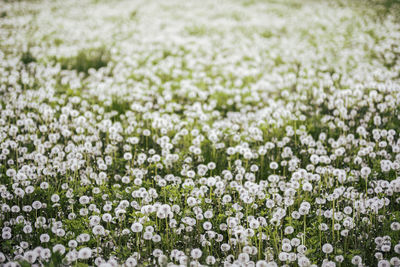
{"left": 1, "top": 0, "right": 400, "bottom": 266}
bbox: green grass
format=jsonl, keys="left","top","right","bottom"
{"left": 21, "top": 49, "right": 36, "bottom": 65}
{"left": 105, "top": 97, "right": 131, "bottom": 116}
{"left": 56, "top": 46, "right": 111, "bottom": 74}
{"left": 185, "top": 25, "right": 208, "bottom": 36}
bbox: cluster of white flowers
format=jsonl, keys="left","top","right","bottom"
{"left": 0, "top": 0, "right": 400, "bottom": 266}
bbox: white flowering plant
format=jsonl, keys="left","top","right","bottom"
{"left": 0, "top": 0, "right": 400, "bottom": 266}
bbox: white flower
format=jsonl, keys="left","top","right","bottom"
{"left": 125, "top": 257, "right": 137, "bottom": 267}
{"left": 190, "top": 248, "right": 202, "bottom": 259}
{"left": 2, "top": 232, "right": 11, "bottom": 240}
{"left": 351, "top": 255, "right": 362, "bottom": 265}
{"left": 238, "top": 253, "right": 249, "bottom": 263}
{"left": 40, "top": 234, "right": 50, "bottom": 243}
{"left": 131, "top": 222, "right": 143, "bottom": 233}
{"left": 78, "top": 247, "right": 92, "bottom": 260}
{"left": 0, "top": 252, "right": 5, "bottom": 263}
{"left": 24, "top": 251, "right": 37, "bottom": 264}
{"left": 53, "top": 244, "right": 66, "bottom": 255}
{"left": 322, "top": 243, "right": 333, "bottom": 254}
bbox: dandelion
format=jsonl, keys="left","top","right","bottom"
{"left": 238, "top": 253, "right": 250, "bottom": 263}
{"left": 221, "top": 243, "right": 230, "bottom": 252}
{"left": 2, "top": 232, "right": 11, "bottom": 240}
{"left": 377, "top": 260, "right": 390, "bottom": 267}
{"left": 53, "top": 244, "right": 66, "bottom": 255}
{"left": 256, "top": 260, "right": 268, "bottom": 267}
{"left": 93, "top": 225, "right": 105, "bottom": 236}
{"left": 24, "top": 251, "right": 37, "bottom": 264}
{"left": 79, "top": 196, "right": 90, "bottom": 205}
{"left": 282, "top": 243, "right": 292, "bottom": 252}
{"left": 360, "top": 167, "right": 371, "bottom": 178}
{"left": 78, "top": 247, "right": 92, "bottom": 260}
{"left": 152, "top": 235, "right": 161, "bottom": 242}
{"left": 203, "top": 222, "right": 212, "bottom": 230}
{"left": 322, "top": 243, "right": 333, "bottom": 254}
{"left": 32, "top": 201, "right": 42, "bottom": 210}
{"left": 391, "top": 222, "right": 400, "bottom": 231}
{"left": 351, "top": 255, "right": 362, "bottom": 265}
{"left": 270, "top": 162, "right": 279, "bottom": 170}
{"left": 279, "top": 252, "right": 288, "bottom": 262}
{"left": 190, "top": 248, "right": 202, "bottom": 259}
{"left": 0, "top": 252, "right": 5, "bottom": 263}
{"left": 390, "top": 257, "right": 400, "bottom": 266}
{"left": 40, "top": 249, "right": 51, "bottom": 260}
{"left": 284, "top": 226, "right": 294, "bottom": 235}
{"left": 206, "top": 256, "right": 216, "bottom": 265}
{"left": 40, "top": 234, "right": 50, "bottom": 243}
{"left": 131, "top": 222, "right": 143, "bottom": 233}
{"left": 125, "top": 257, "right": 137, "bottom": 267}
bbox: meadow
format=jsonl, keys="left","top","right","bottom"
{"left": 1, "top": 0, "right": 400, "bottom": 266}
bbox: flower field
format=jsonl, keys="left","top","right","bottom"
{"left": 1, "top": 0, "right": 400, "bottom": 266}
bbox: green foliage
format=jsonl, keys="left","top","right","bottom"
{"left": 105, "top": 97, "right": 131, "bottom": 115}
{"left": 17, "top": 260, "right": 31, "bottom": 267}
{"left": 185, "top": 25, "right": 208, "bottom": 36}
{"left": 57, "top": 46, "right": 111, "bottom": 74}
{"left": 21, "top": 49, "right": 36, "bottom": 65}
{"left": 43, "top": 252, "right": 64, "bottom": 267}
{"left": 54, "top": 38, "right": 63, "bottom": 46}
{"left": 130, "top": 9, "right": 138, "bottom": 19}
